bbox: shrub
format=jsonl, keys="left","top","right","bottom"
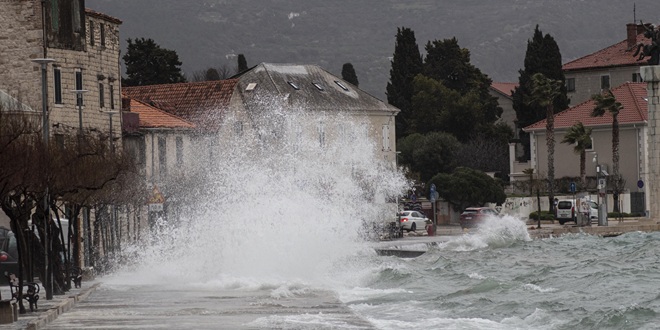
{"left": 528, "top": 211, "right": 555, "bottom": 220}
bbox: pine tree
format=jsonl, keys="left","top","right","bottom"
{"left": 386, "top": 27, "right": 423, "bottom": 140}
{"left": 422, "top": 37, "right": 501, "bottom": 125}
{"left": 341, "top": 63, "right": 359, "bottom": 87}
{"left": 512, "top": 25, "right": 569, "bottom": 160}
{"left": 122, "top": 38, "right": 186, "bottom": 86}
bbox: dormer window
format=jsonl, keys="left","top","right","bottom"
{"left": 287, "top": 81, "right": 299, "bottom": 90}
{"left": 334, "top": 80, "right": 349, "bottom": 91}
{"left": 312, "top": 82, "right": 324, "bottom": 91}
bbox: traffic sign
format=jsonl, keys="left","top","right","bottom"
{"left": 570, "top": 181, "right": 576, "bottom": 193}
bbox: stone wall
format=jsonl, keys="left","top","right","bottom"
{"left": 48, "top": 12, "right": 122, "bottom": 144}
{"left": 0, "top": 0, "right": 44, "bottom": 110}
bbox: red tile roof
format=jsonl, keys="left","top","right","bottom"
{"left": 524, "top": 82, "right": 647, "bottom": 131}
{"left": 122, "top": 80, "right": 239, "bottom": 130}
{"left": 491, "top": 82, "right": 518, "bottom": 98}
{"left": 126, "top": 98, "right": 195, "bottom": 129}
{"left": 563, "top": 34, "right": 650, "bottom": 71}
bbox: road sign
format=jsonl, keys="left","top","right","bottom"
{"left": 430, "top": 184, "right": 436, "bottom": 192}
{"left": 430, "top": 191, "right": 438, "bottom": 202}
{"left": 570, "top": 181, "right": 576, "bottom": 193}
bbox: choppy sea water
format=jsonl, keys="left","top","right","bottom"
{"left": 341, "top": 218, "right": 660, "bottom": 330}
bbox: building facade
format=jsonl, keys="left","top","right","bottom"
{"left": 0, "top": 1, "right": 122, "bottom": 144}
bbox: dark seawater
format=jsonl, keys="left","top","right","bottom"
{"left": 343, "top": 218, "right": 660, "bottom": 330}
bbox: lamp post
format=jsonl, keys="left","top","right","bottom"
{"left": 100, "top": 110, "right": 120, "bottom": 152}
{"left": 32, "top": 58, "right": 55, "bottom": 300}
{"left": 592, "top": 152, "right": 599, "bottom": 207}
{"left": 71, "top": 89, "right": 89, "bottom": 137}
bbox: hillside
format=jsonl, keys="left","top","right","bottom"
{"left": 87, "top": 0, "right": 660, "bottom": 100}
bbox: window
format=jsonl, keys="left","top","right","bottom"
{"left": 100, "top": 24, "right": 105, "bottom": 47}
{"left": 51, "top": 0, "right": 59, "bottom": 31}
{"left": 109, "top": 85, "right": 114, "bottom": 109}
{"left": 158, "top": 137, "right": 167, "bottom": 179}
{"left": 334, "top": 80, "right": 349, "bottom": 91}
{"left": 175, "top": 136, "right": 183, "bottom": 166}
{"left": 75, "top": 69, "right": 83, "bottom": 106}
{"left": 233, "top": 121, "right": 243, "bottom": 137}
{"left": 98, "top": 83, "right": 104, "bottom": 108}
{"left": 287, "top": 81, "right": 299, "bottom": 90}
{"left": 585, "top": 137, "right": 593, "bottom": 151}
{"left": 89, "top": 21, "right": 95, "bottom": 46}
{"left": 632, "top": 73, "right": 643, "bottom": 82}
{"left": 566, "top": 78, "right": 575, "bottom": 92}
{"left": 318, "top": 122, "right": 325, "bottom": 148}
{"left": 312, "top": 82, "right": 324, "bottom": 91}
{"left": 600, "top": 75, "right": 610, "bottom": 90}
{"left": 53, "top": 67, "right": 62, "bottom": 104}
{"left": 382, "top": 124, "right": 390, "bottom": 151}
{"left": 72, "top": 0, "right": 81, "bottom": 32}
{"left": 55, "top": 134, "right": 64, "bottom": 150}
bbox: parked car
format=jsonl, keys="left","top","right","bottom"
{"left": 397, "top": 210, "right": 430, "bottom": 232}
{"left": 555, "top": 199, "right": 598, "bottom": 225}
{"left": 0, "top": 229, "right": 19, "bottom": 284}
{"left": 459, "top": 207, "right": 500, "bottom": 229}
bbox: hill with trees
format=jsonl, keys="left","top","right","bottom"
{"left": 87, "top": 0, "right": 659, "bottom": 99}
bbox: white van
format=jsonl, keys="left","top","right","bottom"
{"left": 555, "top": 199, "right": 598, "bottom": 225}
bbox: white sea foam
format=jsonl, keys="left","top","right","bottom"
{"left": 522, "top": 283, "right": 559, "bottom": 293}
{"left": 112, "top": 106, "right": 408, "bottom": 292}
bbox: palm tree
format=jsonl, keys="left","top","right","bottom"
{"left": 528, "top": 73, "right": 563, "bottom": 213}
{"left": 561, "top": 122, "right": 593, "bottom": 189}
{"left": 591, "top": 90, "right": 623, "bottom": 212}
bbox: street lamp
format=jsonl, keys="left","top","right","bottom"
{"left": 32, "top": 58, "right": 55, "bottom": 300}
{"left": 32, "top": 58, "right": 56, "bottom": 143}
{"left": 100, "top": 110, "right": 119, "bottom": 152}
{"left": 592, "top": 152, "right": 599, "bottom": 206}
{"left": 71, "top": 89, "right": 89, "bottom": 136}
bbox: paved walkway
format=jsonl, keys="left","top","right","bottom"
{"left": 0, "top": 282, "right": 100, "bottom": 330}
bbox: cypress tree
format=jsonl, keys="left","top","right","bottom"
{"left": 386, "top": 27, "right": 423, "bottom": 140}
{"left": 512, "top": 25, "right": 569, "bottom": 160}
{"left": 237, "top": 54, "right": 248, "bottom": 73}
{"left": 341, "top": 63, "right": 359, "bottom": 86}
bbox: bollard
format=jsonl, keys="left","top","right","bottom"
{"left": 427, "top": 224, "right": 434, "bottom": 236}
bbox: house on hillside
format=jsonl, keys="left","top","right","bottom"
{"left": 514, "top": 82, "right": 648, "bottom": 214}
{"left": 563, "top": 23, "right": 650, "bottom": 106}
{"left": 489, "top": 82, "right": 518, "bottom": 133}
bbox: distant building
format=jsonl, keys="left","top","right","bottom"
{"left": 563, "top": 24, "right": 649, "bottom": 106}
{"left": 489, "top": 82, "right": 518, "bottom": 133}
{"left": 123, "top": 63, "right": 400, "bottom": 168}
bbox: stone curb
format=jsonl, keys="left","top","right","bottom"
{"left": 24, "top": 282, "right": 100, "bottom": 330}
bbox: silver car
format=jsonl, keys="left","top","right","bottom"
{"left": 397, "top": 210, "right": 430, "bottom": 232}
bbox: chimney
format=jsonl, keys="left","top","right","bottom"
{"left": 122, "top": 97, "right": 131, "bottom": 111}
{"left": 627, "top": 23, "right": 648, "bottom": 49}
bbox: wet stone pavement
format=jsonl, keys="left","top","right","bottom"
{"left": 0, "top": 282, "right": 100, "bottom": 330}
